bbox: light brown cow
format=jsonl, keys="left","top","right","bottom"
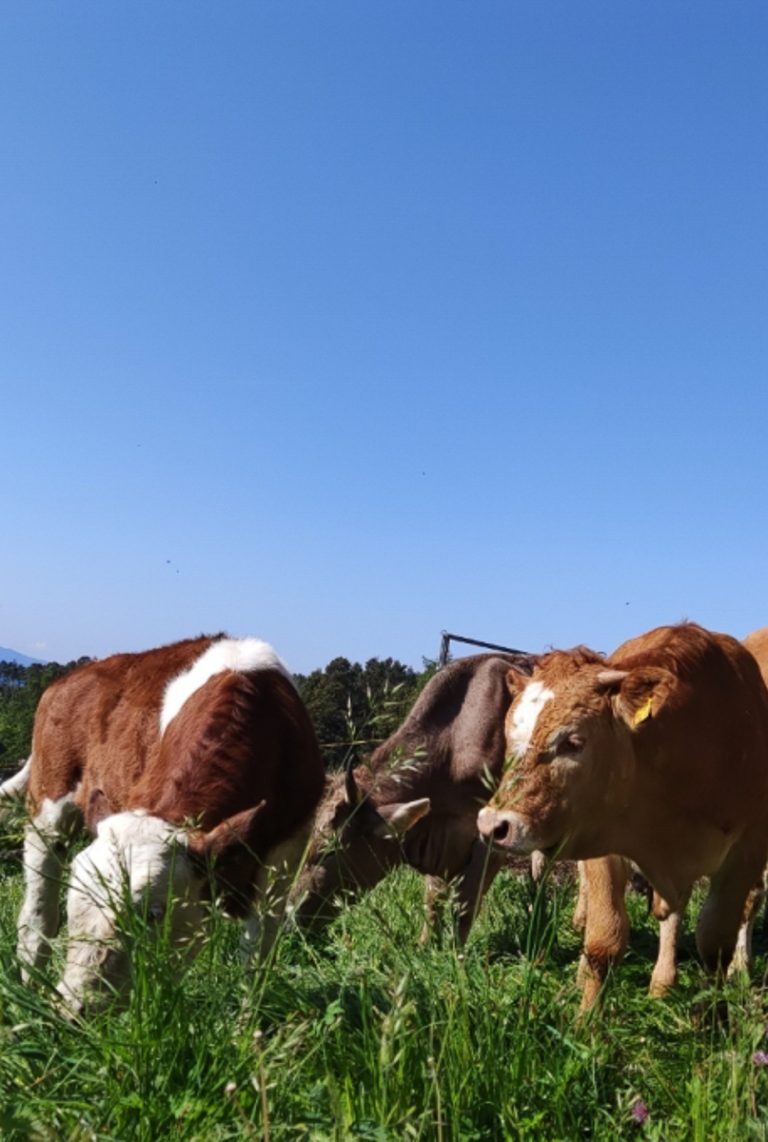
{"left": 477, "top": 623, "right": 768, "bottom": 1009}
{"left": 8, "top": 634, "right": 324, "bottom": 1015}
{"left": 293, "top": 651, "right": 536, "bottom": 942}
{"left": 570, "top": 624, "right": 768, "bottom": 1004}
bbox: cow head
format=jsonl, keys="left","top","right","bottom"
{"left": 56, "top": 806, "right": 262, "bottom": 1017}
{"left": 477, "top": 651, "right": 674, "bottom": 861}
{"left": 291, "top": 765, "right": 430, "bottom": 931}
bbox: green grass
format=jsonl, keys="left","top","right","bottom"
{"left": 1, "top": 854, "right": 768, "bottom": 1140}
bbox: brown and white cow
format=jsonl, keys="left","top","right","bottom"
{"left": 8, "top": 634, "right": 324, "bottom": 1015}
{"left": 477, "top": 623, "right": 768, "bottom": 1009}
{"left": 293, "top": 651, "right": 537, "bottom": 942}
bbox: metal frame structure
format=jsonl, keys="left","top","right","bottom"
{"left": 437, "top": 630, "right": 528, "bottom": 668}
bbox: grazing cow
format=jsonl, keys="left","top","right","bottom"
{"left": 12, "top": 634, "right": 324, "bottom": 1015}
{"left": 477, "top": 623, "right": 768, "bottom": 1009}
{"left": 293, "top": 651, "right": 537, "bottom": 941}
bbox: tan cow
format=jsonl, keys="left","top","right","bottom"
{"left": 6, "top": 634, "right": 324, "bottom": 1015}
{"left": 477, "top": 623, "right": 768, "bottom": 1009}
{"left": 569, "top": 624, "right": 768, "bottom": 1004}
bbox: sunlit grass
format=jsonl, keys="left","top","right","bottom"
{"left": 1, "top": 855, "right": 768, "bottom": 1139}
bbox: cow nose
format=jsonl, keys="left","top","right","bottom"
{"left": 491, "top": 818, "right": 511, "bottom": 843}
{"left": 477, "top": 806, "right": 507, "bottom": 843}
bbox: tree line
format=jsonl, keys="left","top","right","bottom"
{"left": 0, "top": 653, "right": 436, "bottom": 777}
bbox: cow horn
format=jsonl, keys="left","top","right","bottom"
{"left": 344, "top": 758, "right": 360, "bottom": 807}
{"left": 596, "top": 669, "right": 629, "bottom": 687}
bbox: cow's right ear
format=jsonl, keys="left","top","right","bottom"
{"left": 187, "top": 802, "right": 267, "bottom": 917}
{"left": 506, "top": 667, "right": 530, "bottom": 699}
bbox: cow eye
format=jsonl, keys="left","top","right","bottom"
{"left": 146, "top": 904, "right": 164, "bottom": 925}
{"left": 552, "top": 732, "right": 585, "bottom": 758}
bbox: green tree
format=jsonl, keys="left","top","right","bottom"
{"left": 0, "top": 658, "right": 91, "bottom": 774}
{"left": 295, "top": 656, "right": 423, "bottom": 770}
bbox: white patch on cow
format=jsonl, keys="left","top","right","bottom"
{"left": 160, "top": 637, "right": 293, "bottom": 733}
{"left": 69, "top": 810, "right": 187, "bottom": 913}
{"left": 58, "top": 810, "right": 206, "bottom": 1014}
{"left": 18, "top": 792, "right": 81, "bottom": 976}
{"left": 508, "top": 681, "right": 554, "bottom": 758}
{"left": 0, "top": 755, "right": 32, "bottom": 802}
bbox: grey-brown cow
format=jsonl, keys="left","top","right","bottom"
{"left": 293, "top": 651, "right": 536, "bottom": 941}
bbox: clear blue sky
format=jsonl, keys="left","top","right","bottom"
{"left": 3, "top": 2, "right": 767, "bottom": 673}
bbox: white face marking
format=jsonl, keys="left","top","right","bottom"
{"left": 508, "top": 681, "right": 554, "bottom": 758}
{"left": 57, "top": 811, "right": 206, "bottom": 1014}
{"left": 160, "top": 637, "right": 293, "bottom": 733}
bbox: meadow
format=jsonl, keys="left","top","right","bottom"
{"left": 1, "top": 828, "right": 768, "bottom": 1141}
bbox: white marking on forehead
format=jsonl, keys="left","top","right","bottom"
{"left": 161, "top": 637, "right": 293, "bottom": 733}
{"left": 508, "top": 681, "right": 554, "bottom": 757}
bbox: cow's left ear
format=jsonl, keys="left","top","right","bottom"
{"left": 506, "top": 667, "right": 530, "bottom": 699}
{"left": 371, "top": 797, "right": 430, "bottom": 839}
{"left": 596, "top": 667, "right": 675, "bottom": 731}
{"left": 188, "top": 801, "right": 267, "bottom": 916}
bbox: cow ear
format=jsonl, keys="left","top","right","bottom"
{"left": 188, "top": 801, "right": 267, "bottom": 915}
{"left": 601, "top": 667, "right": 675, "bottom": 731}
{"left": 86, "top": 788, "right": 116, "bottom": 831}
{"left": 369, "top": 797, "right": 430, "bottom": 839}
{"left": 506, "top": 667, "right": 530, "bottom": 699}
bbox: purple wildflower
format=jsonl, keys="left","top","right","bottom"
{"left": 630, "top": 1099, "right": 650, "bottom": 1125}
{"left": 753, "top": 1051, "right": 768, "bottom": 1067}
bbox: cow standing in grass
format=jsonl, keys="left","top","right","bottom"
{"left": 6, "top": 634, "right": 324, "bottom": 1015}
{"left": 477, "top": 623, "right": 768, "bottom": 1008}
{"left": 293, "top": 651, "right": 536, "bottom": 942}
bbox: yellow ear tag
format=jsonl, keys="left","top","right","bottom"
{"left": 633, "top": 697, "right": 653, "bottom": 726}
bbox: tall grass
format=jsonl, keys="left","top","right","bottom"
{"left": 1, "top": 853, "right": 768, "bottom": 1139}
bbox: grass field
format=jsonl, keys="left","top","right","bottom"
{"left": 2, "top": 847, "right": 768, "bottom": 1142}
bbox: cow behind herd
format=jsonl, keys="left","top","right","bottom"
{"left": 2, "top": 620, "right": 768, "bottom": 1018}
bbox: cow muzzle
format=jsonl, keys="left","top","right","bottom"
{"left": 477, "top": 806, "right": 535, "bottom": 854}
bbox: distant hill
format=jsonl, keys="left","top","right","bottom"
{"left": 0, "top": 646, "right": 47, "bottom": 667}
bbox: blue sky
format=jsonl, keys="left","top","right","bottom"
{"left": 3, "top": 2, "right": 767, "bottom": 673}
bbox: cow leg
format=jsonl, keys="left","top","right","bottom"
{"left": 576, "top": 856, "right": 630, "bottom": 1011}
{"left": 728, "top": 869, "right": 766, "bottom": 977}
{"left": 419, "top": 876, "right": 449, "bottom": 945}
{"left": 649, "top": 891, "right": 688, "bottom": 998}
{"left": 572, "top": 861, "right": 589, "bottom": 931}
{"left": 453, "top": 840, "right": 506, "bottom": 944}
{"left": 243, "top": 827, "right": 312, "bottom": 960}
{"left": 18, "top": 793, "right": 80, "bottom": 980}
{"left": 696, "top": 848, "right": 766, "bottom": 979}
{"left": 530, "top": 850, "right": 547, "bottom": 884}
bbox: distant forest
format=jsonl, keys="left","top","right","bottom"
{"left": 0, "top": 653, "right": 434, "bottom": 777}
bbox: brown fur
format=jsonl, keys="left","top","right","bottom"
{"left": 27, "top": 635, "right": 324, "bottom": 910}
{"left": 293, "top": 651, "right": 536, "bottom": 938}
{"left": 479, "top": 622, "right": 768, "bottom": 1007}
